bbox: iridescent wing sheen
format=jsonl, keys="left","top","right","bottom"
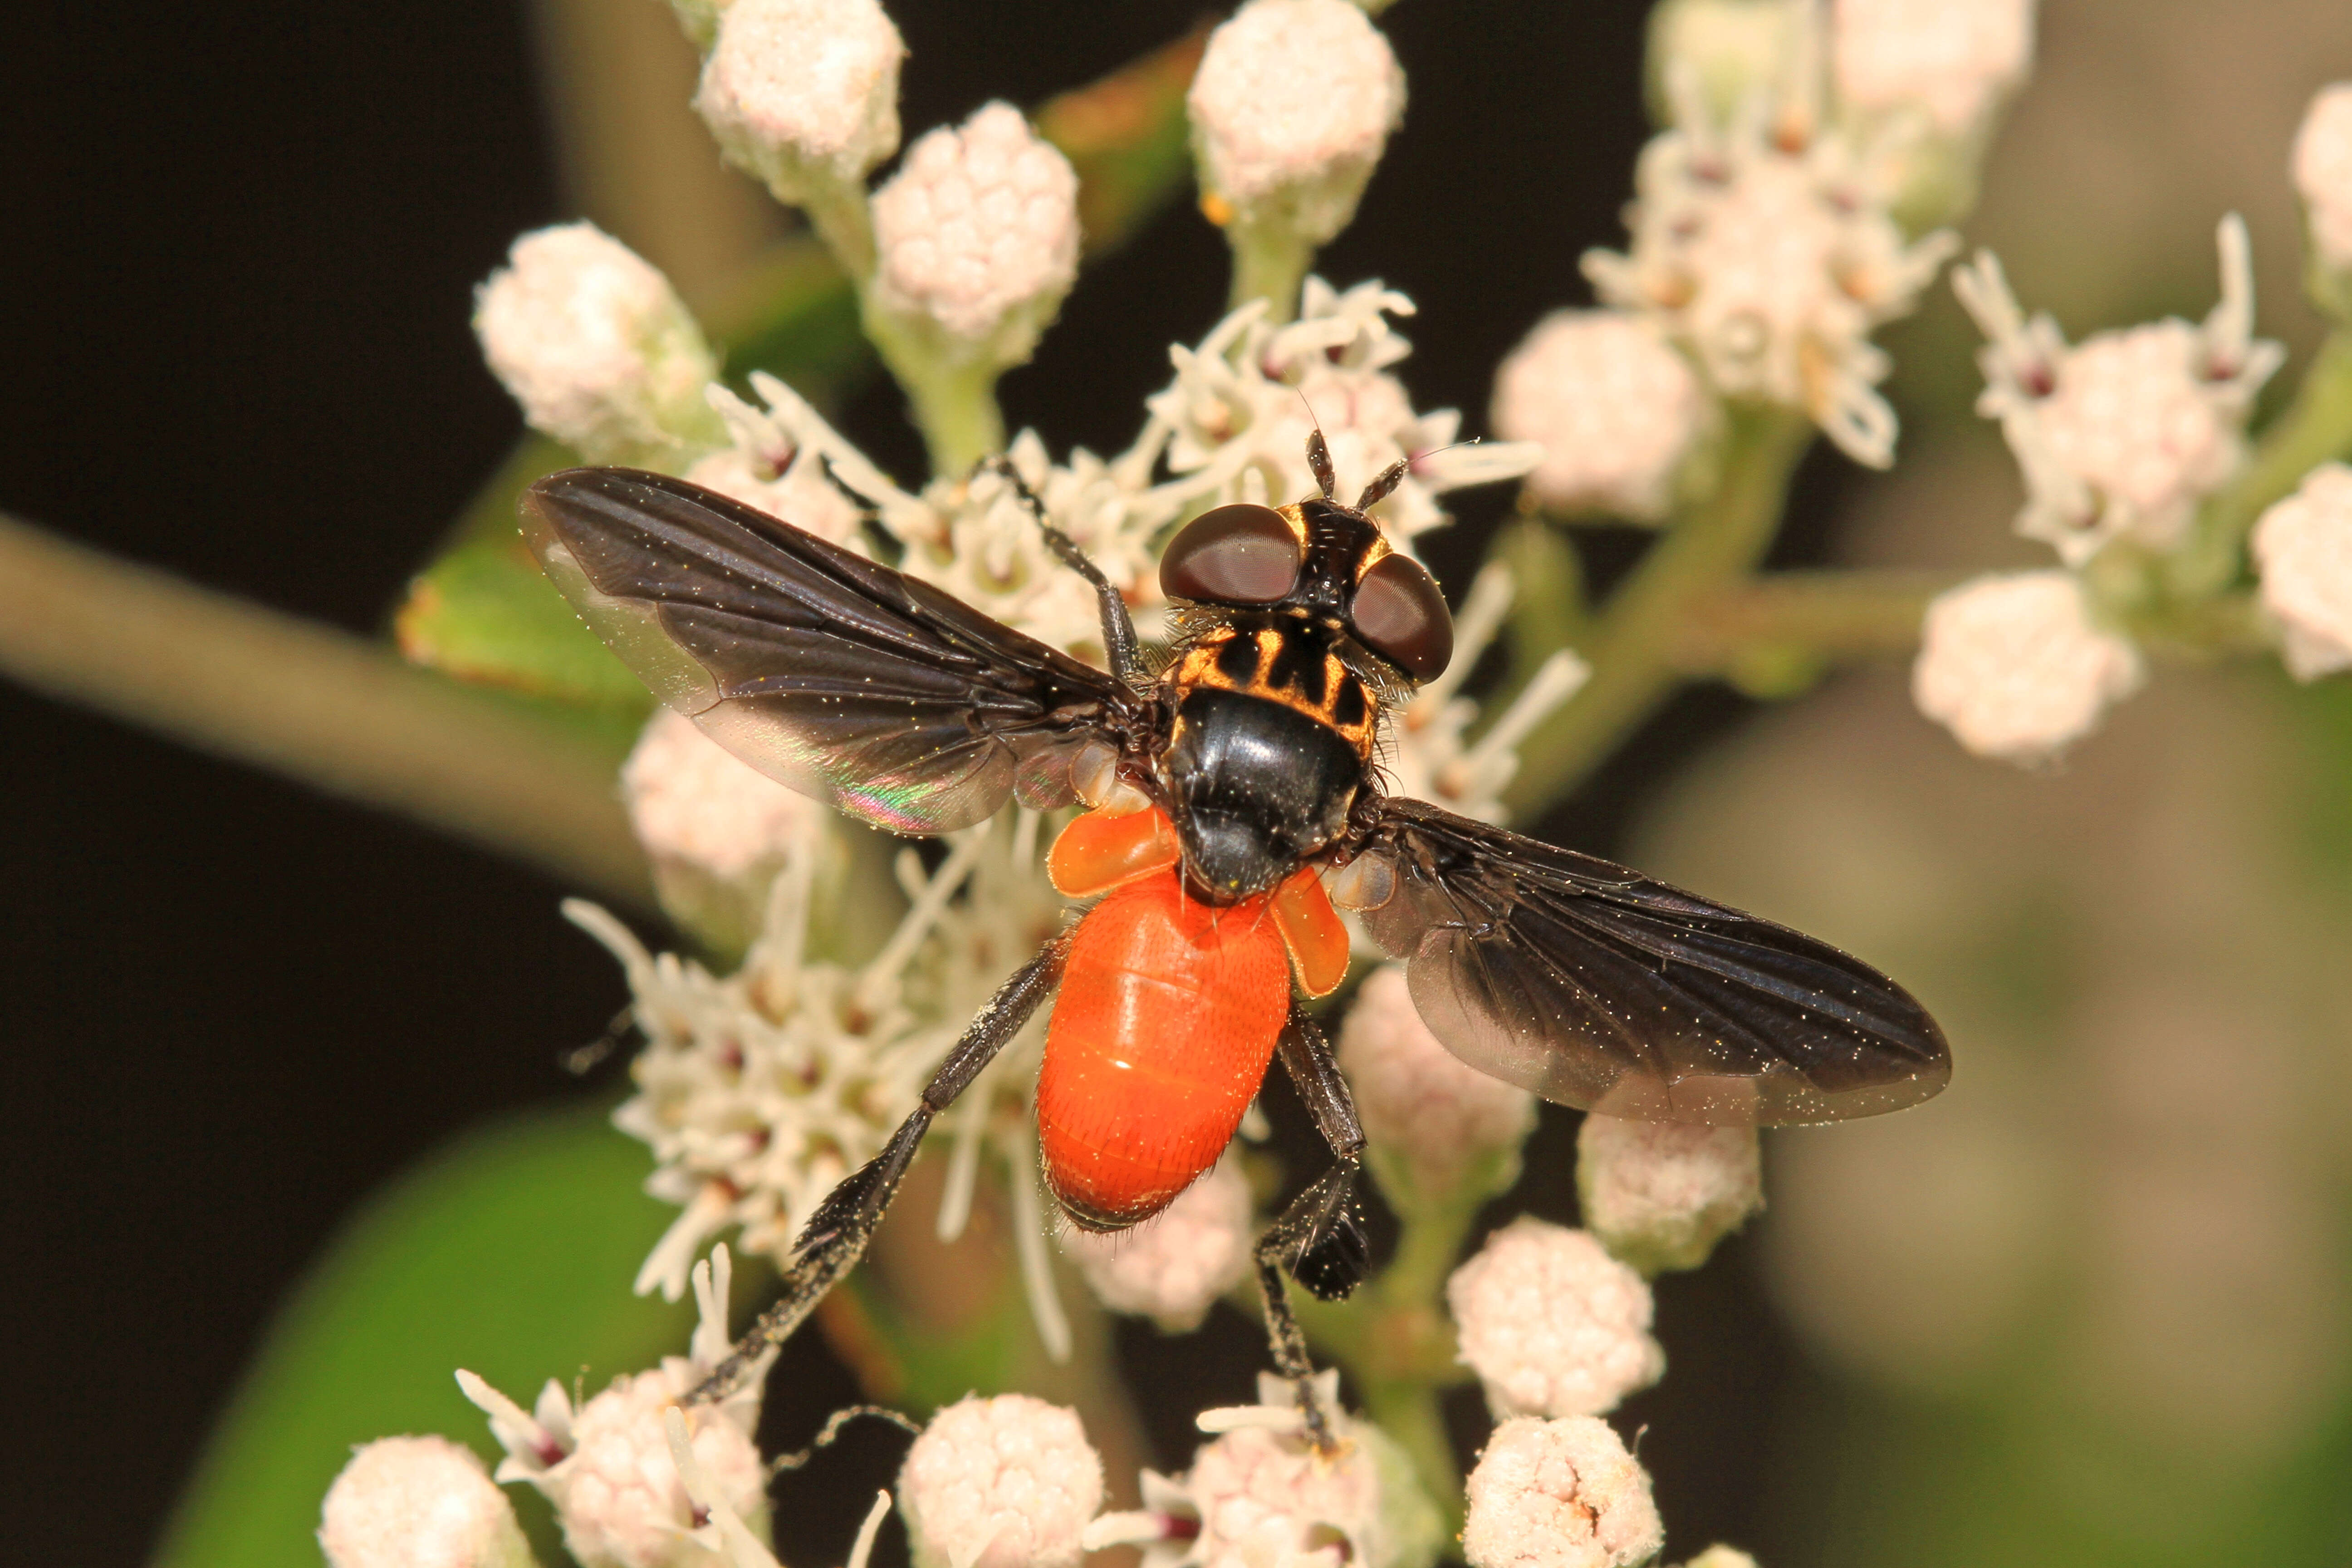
{"left": 521, "top": 467, "right": 1149, "bottom": 835}
{"left": 1353, "top": 796, "right": 1950, "bottom": 1127}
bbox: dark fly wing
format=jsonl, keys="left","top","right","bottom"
{"left": 521, "top": 467, "right": 1146, "bottom": 834}
{"left": 1355, "top": 797, "right": 1949, "bottom": 1126}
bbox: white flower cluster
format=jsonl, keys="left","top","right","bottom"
{"left": 1576, "top": 1113, "right": 1763, "bottom": 1276}
{"left": 1086, "top": 1372, "right": 1442, "bottom": 1568}
{"left": 1586, "top": 10, "right": 1961, "bottom": 468}
{"left": 1911, "top": 569, "right": 2142, "bottom": 764}
{"left": 1830, "top": 0, "right": 2034, "bottom": 137}
{"left": 1446, "top": 1218, "right": 1666, "bottom": 1421}
{"left": 1460, "top": 1416, "right": 1662, "bottom": 1568}
{"left": 1188, "top": 0, "right": 1406, "bottom": 250}
{"left": 474, "top": 224, "right": 722, "bottom": 465}
{"left": 1490, "top": 311, "right": 1715, "bottom": 524}
{"left": 898, "top": 1395, "right": 1105, "bottom": 1568}
{"left": 2254, "top": 463, "right": 2352, "bottom": 681}
{"left": 1338, "top": 964, "right": 1537, "bottom": 1197}
{"left": 2294, "top": 82, "right": 2352, "bottom": 281}
{"left": 456, "top": 1248, "right": 775, "bottom": 1568}
{"left": 319, "top": 1436, "right": 535, "bottom": 1568}
{"left": 695, "top": 0, "right": 905, "bottom": 211}
{"left": 1953, "top": 219, "right": 2283, "bottom": 568}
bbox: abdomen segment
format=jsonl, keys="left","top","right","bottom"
{"left": 1037, "top": 869, "right": 1292, "bottom": 1229}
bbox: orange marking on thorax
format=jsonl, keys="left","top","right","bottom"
{"left": 1037, "top": 869, "right": 1291, "bottom": 1229}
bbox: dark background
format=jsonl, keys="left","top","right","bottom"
{"left": 1, "top": 2, "right": 1848, "bottom": 1562}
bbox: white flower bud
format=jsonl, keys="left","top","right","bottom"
{"left": 696, "top": 0, "right": 904, "bottom": 207}
{"left": 2294, "top": 84, "right": 2352, "bottom": 279}
{"left": 1138, "top": 1374, "right": 1441, "bottom": 1568}
{"left": 1577, "top": 1114, "right": 1763, "bottom": 1276}
{"left": 2254, "top": 463, "right": 2352, "bottom": 680}
{"left": 556, "top": 1370, "right": 769, "bottom": 1568}
{"left": 474, "top": 224, "right": 719, "bottom": 462}
{"left": 623, "top": 708, "right": 830, "bottom": 884}
{"left": 1338, "top": 966, "right": 1537, "bottom": 1196}
{"left": 1911, "top": 569, "right": 2142, "bottom": 764}
{"left": 1060, "top": 1155, "right": 1252, "bottom": 1331}
{"left": 1645, "top": 0, "right": 1806, "bottom": 129}
{"left": 897, "top": 1395, "right": 1104, "bottom": 1568}
{"left": 1447, "top": 1218, "right": 1666, "bottom": 1420}
{"left": 1679, "top": 1550, "right": 1761, "bottom": 1568}
{"left": 1831, "top": 0, "right": 2035, "bottom": 134}
{"left": 685, "top": 449, "right": 867, "bottom": 549}
{"left": 1188, "top": 0, "right": 1406, "bottom": 245}
{"left": 1461, "top": 1416, "right": 1663, "bottom": 1568}
{"left": 1491, "top": 311, "right": 1713, "bottom": 522}
{"left": 868, "top": 103, "right": 1081, "bottom": 368}
{"left": 319, "top": 1436, "right": 537, "bottom": 1568}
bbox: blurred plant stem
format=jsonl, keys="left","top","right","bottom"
{"left": 2176, "top": 328, "right": 2352, "bottom": 595}
{"left": 0, "top": 508, "right": 652, "bottom": 907}
{"left": 1504, "top": 406, "right": 1814, "bottom": 819}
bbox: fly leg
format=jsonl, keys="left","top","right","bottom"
{"left": 1254, "top": 1002, "right": 1369, "bottom": 1454}
{"left": 976, "top": 456, "right": 1147, "bottom": 686}
{"left": 690, "top": 936, "right": 1068, "bottom": 1402}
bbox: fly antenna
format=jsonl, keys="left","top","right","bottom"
{"left": 1295, "top": 395, "right": 1338, "bottom": 501}
{"left": 1355, "top": 459, "right": 1409, "bottom": 510}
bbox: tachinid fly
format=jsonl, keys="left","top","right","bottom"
{"left": 520, "top": 432, "right": 1949, "bottom": 1441}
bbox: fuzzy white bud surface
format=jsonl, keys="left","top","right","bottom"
{"left": 1577, "top": 1114, "right": 1764, "bottom": 1276}
{"left": 1646, "top": 0, "right": 1806, "bottom": 128}
{"left": 869, "top": 102, "right": 1081, "bottom": 368}
{"left": 1491, "top": 311, "right": 1713, "bottom": 522}
{"left": 1060, "top": 1155, "right": 1253, "bottom": 1331}
{"left": 1188, "top": 0, "right": 1406, "bottom": 245}
{"left": 319, "top": 1436, "right": 536, "bottom": 1568}
{"left": 623, "top": 709, "right": 831, "bottom": 884}
{"left": 1679, "top": 1550, "right": 1761, "bottom": 1568}
{"left": 1911, "top": 569, "right": 2143, "bottom": 764}
{"left": 2295, "top": 84, "right": 2352, "bottom": 276}
{"left": 1338, "top": 965, "right": 1537, "bottom": 1195}
{"left": 897, "top": 1395, "right": 1104, "bottom": 1568}
{"left": 1831, "top": 0, "right": 2035, "bottom": 134}
{"left": 696, "top": 0, "right": 904, "bottom": 206}
{"left": 1447, "top": 1218, "right": 1666, "bottom": 1420}
{"left": 2254, "top": 463, "right": 2352, "bottom": 680}
{"left": 1460, "top": 1416, "right": 1663, "bottom": 1568}
{"left": 474, "top": 224, "right": 719, "bottom": 463}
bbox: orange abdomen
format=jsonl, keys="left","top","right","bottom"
{"left": 1038, "top": 869, "right": 1292, "bottom": 1230}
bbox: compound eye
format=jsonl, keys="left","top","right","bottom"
{"left": 1159, "top": 504, "right": 1303, "bottom": 604}
{"left": 1348, "top": 553, "right": 1453, "bottom": 681}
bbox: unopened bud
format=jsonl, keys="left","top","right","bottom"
{"left": 1461, "top": 1416, "right": 1662, "bottom": 1568}
{"left": 1577, "top": 1114, "right": 1763, "bottom": 1275}
{"left": 474, "top": 223, "right": 720, "bottom": 462}
{"left": 2254, "top": 462, "right": 2352, "bottom": 680}
{"left": 898, "top": 1396, "right": 1103, "bottom": 1568}
{"left": 1447, "top": 1218, "right": 1665, "bottom": 1420}
{"left": 696, "top": 0, "right": 904, "bottom": 208}
{"left": 869, "top": 102, "right": 1081, "bottom": 370}
{"left": 2295, "top": 83, "right": 2352, "bottom": 314}
{"left": 1911, "top": 570, "right": 2142, "bottom": 764}
{"left": 318, "top": 1436, "right": 537, "bottom": 1568}
{"left": 1189, "top": 0, "right": 1405, "bottom": 247}
{"left": 1491, "top": 310, "right": 1713, "bottom": 523}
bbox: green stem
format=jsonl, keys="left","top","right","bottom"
{"left": 896, "top": 353, "right": 1010, "bottom": 476}
{"left": 1502, "top": 406, "right": 1814, "bottom": 820}
{"left": 1227, "top": 220, "right": 1314, "bottom": 324}
{"left": 0, "top": 510, "right": 653, "bottom": 906}
{"left": 2176, "top": 328, "right": 2352, "bottom": 596}
{"left": 1362, "top": 1378, "right": 1465, "bottom": 1539}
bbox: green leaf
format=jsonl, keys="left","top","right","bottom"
{"left": 152, "top": 1101, "right": 692, "bottom": 1568}
{"left": 396, "top": 528, "right": 656, "bottom": 714}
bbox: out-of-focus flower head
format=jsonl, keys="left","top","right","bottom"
{"left": 694, "top": 0, "right": 904, "bottom": 210}
{"left": 2293, "top": 82, "right": 2352, "bottom": 304}
{"left": 1490, "top": 309, "right": 1718, "bottom": 523}
{"left": 1338, "top": 964, "right": 1538, "bottom": 1200}
{"left": 1085, "top": 1372, "right": 1442, "bottom": 1568}
{"left": 1060, "top": 1154, "right": 1254, "bottom": 1332}
{"left": 1576, "top": 1114, "right": 1763, "bottom": 1276}
{"left": 869, "top": 102, "right": 1082, "bottom": 372}
{"left": 1953, "top": 219, "right": 2283, "bottom": 567}
{"left": 897, "top": 1395, "right": 1105, "bottom": 1568}
{"left": 458, "top": 1248, "right": 772, "bottom": 1568}
{"left": 1831, "top": 0, "right": 2035, "bottom": 136}
{"left": 1911, "top": 568, "right": 2143, "bottom": 764}
{"left": 1149, "top": 280, "right": 1542, "bottom": 545}
{"left": 1587, "top": 25, "right": 1959, "bottom": 468}
{"left": 319, "top": 1436, "right": 537, "bottom": 1568}
{"left": 474, "top": 224, "right": 722, "bottom": 464}
{"left": 2254, "top": 462, "right": 2352, "bottom": 680}
{"left": 1188, "top": 0, "right": 1406, "bottom": 250}
{"left": 1447, "top": 1218, "right": 1666, "bottom": 1420}
{"left": 1377, "top": 564, "right": 1590, "bottom": 824}
{"left": 1460, "top": 1416, "right": 1663, "bottom": 1568}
